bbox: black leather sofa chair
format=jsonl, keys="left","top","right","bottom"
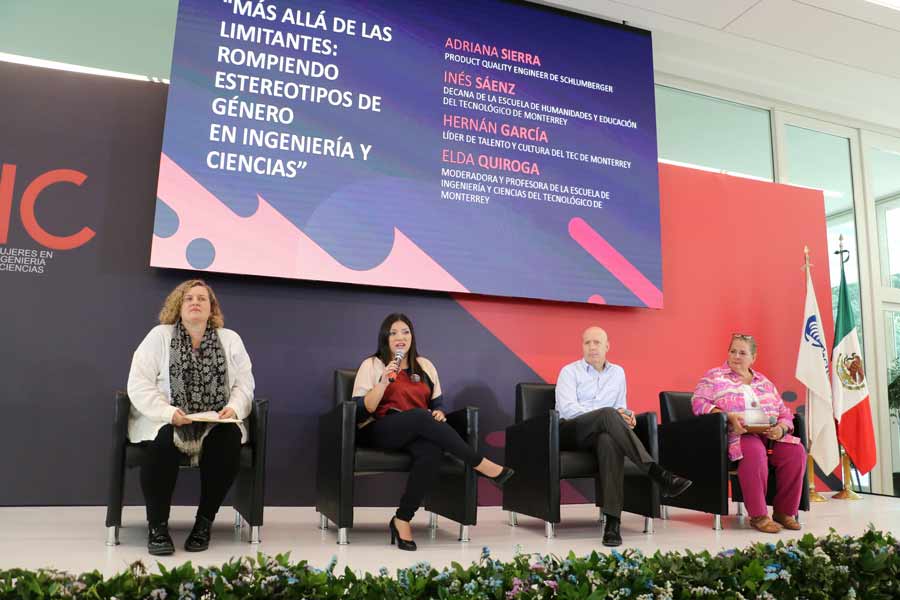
{"left": 502, "top": 383, "right": 661, "bottom": 537}
{"left": 105, "top": 391, "right": 268, "bottom": 545}
{"left": 315, "top": 369, "right": 479, "bottom": 544}
{"left": 658, "top": 391, "right": 809, "bottom": 529}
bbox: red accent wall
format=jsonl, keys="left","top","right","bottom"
{"left": 457, "top": 163, "right": 833, "bottom": 421}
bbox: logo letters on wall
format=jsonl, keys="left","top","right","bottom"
{"left": 0, "top": 164, "right": 95, "bottom": 250}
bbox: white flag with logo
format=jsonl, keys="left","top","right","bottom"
{"left": 795, "top": 269, "right": 839, "bottom": 474}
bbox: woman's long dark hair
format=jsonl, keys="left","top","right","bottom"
{"left": 371, "top": 313, "right": 424, "bottom": 379}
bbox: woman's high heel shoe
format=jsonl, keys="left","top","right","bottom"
{"left": 389, "top": 517, "right": 417, "bottom": 551}
{"left": 482, "top": 466, "right": 515, "bottom": 488}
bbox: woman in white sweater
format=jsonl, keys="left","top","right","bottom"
{"left": 127, "top": 279, "right": 254, "bottom": 556}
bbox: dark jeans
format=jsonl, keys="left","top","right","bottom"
{"left": 139, "top": 423, "right": 242, "bottom": 524}
{"left": 559, "top": 407, "right": 653, "bottom": 518}
{"left": 357, "top": 408, "right": 483, "bottom": 522}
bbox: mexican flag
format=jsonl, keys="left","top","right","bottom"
{"left": 830, "top": 257, "right": 877, "bottom": 475}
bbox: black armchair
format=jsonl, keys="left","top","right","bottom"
{"left": 502, "top": 383, "right": 661, "bottom": 538}
{"left": 105, "top": 391, "right": 268, "bottom": 545}
{"left": 658, "top": 391, "right": 809, "bottom": 529}
{"left": 314, "top": 369, "right": 479, "bottom": 544}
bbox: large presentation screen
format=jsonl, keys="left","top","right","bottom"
{"left": 152, "top": 0, "right": 662, "bottom": 307}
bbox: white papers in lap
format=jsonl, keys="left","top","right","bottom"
{"left": 185, "top": 411, "right": 242, "bottom": 423}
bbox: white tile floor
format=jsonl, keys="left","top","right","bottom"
{"left": 1, "top": 493, "right": 897, "bottom": 576}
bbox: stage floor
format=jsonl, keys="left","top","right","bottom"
{"left": 1, "top": 493, "right": 897, "bottom": 576}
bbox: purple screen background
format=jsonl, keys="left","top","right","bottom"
{"left": 157, "top": 0, "right": 661, "bottom": 307}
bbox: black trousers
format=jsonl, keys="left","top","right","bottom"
{"left": 139, "top": 423, "right": 242, "bottom": 524}
{"left": 559, "top": 407, "right": 653, "bottom": 518}
{"left": 357, "top": 408, "right": 483, "bottom": 522}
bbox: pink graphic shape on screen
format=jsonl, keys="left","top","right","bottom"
{"left": 152, "top": 154, "right": 469, "bottom": 292}
{"left": 568, "top": 217, "right": 663, "bottom": 308}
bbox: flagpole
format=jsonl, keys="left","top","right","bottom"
{"left": 803, "top": 245, "right": 828, "bottom": 503}
{"left": 832, "top": 446, "right": 861, "bottom": 500}
{"left": 831, "top": 236, "right": 862, "bottom": 501}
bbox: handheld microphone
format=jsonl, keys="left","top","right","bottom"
{"left": 387, "top": 349, "right": 405, "bottom": 382}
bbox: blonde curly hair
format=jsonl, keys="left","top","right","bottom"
{"left": 158, "top": 279, "right": 224, "bottom": 329}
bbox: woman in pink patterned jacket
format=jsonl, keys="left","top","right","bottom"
{"left": 692, "top": 334, "right": 806, "bottom": 533}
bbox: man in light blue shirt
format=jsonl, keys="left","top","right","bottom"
{"left": 555, "top": 348, "right": 627, "bottom": 420}
{"left": 556, "top": 327, "right": 691, "bottom": 547}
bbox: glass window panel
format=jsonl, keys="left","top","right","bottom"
{"left": 784, "top": 125, "right": 864, "bottom": 347}
{"left": 885, "top": 310, "right": 900, "bottom": 496}
{"left": 655, "top": 85, "right": 774, "bottom": 180}
{"left": 0, "top": 1, "right": 177, "bottom": 79}
{"left": 867, "top": 144, "right": 900, "bottom": 289}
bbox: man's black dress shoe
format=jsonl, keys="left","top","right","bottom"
{"left": 649, "top": 463, "right": 693, "bottom": 498}
{"left": 148, "top": 522, "right": 175, "bottom": 556}
{"left": 184, "top": 515, "right": 213, "bottom": 552}
{"left": 389, "top": 517, "right": 417, "bottom": 551}
{"left": 602, "top": 515, "right": 622, "bottom": 547}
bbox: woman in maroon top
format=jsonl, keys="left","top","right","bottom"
{"left": 352, "top": 313, "right": 513, "bottom": 551}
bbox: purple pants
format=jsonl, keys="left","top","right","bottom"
{"left": 736, "top": 434, "right": 806, "bottom": 518}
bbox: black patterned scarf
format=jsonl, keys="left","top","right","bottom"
{"left": 169, "top": 320, "right": 228, "bottom": 463}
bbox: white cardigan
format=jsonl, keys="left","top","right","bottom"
{"left": 126, "top": 324, "right": 255, "bottom": 443}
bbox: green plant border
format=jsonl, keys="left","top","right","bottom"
{"left": 1, "top": 528, "right": 897, "bottom": 599}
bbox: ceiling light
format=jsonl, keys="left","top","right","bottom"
{"left": 0, "top": 52, "right": 168, "bottom": 83}
{"left": 864, "top": 0, "right": 900, "bottom": 11}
